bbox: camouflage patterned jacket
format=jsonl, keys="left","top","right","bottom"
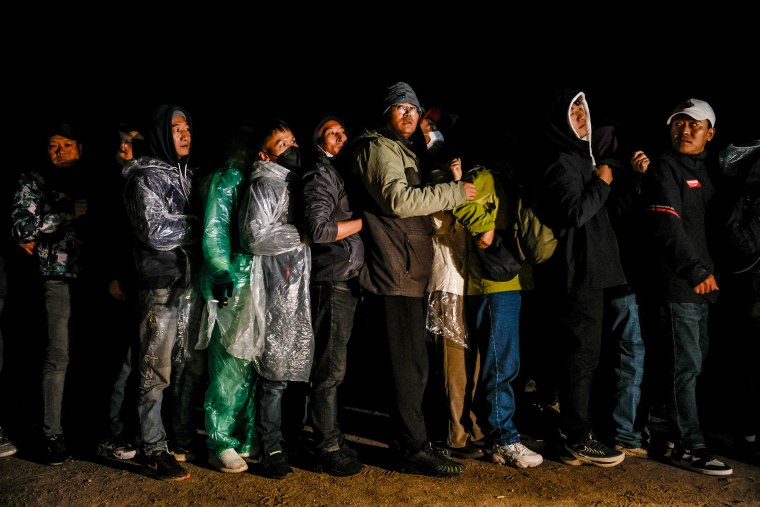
{"left": 10, "top": 170, "right": 85, "bottom": 279}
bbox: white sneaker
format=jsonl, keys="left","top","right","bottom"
{"left": 491, "top": 442, "right": 543, "bottom": 468}
{"left": 209, "top": 448, "right": 248, "bottom": 473}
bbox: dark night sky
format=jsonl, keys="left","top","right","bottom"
{"left": 7, "top": 21, "right": 759, "bottom": 173}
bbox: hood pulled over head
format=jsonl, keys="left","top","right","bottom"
{"left": 147, "top": 104, "right": 192, "bottom": 168}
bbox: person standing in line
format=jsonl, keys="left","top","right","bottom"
{"left": 419, "top": 109, "right": 485, "bottom": 459}
{"left": 541, "top": 89, "right": 626, "bottom": 468}
{"left": 301, "top": 115, "right": 364, "bottom": 476}
{"left": 239, "top": 119, "right": 313, "bottom": 480}
{"left": 123, "top": 105, "right": 204, "bottom": 481}
{"left": 201, "top": 126, "right": 258, "bottom": 473}
{"left": 592, "top": 124, "right": 650, "bottom": 459}
{"left": 715, "top": 138, "right": 760, "bottom": 464}
{"left": 640, "top": 99, "right": 732, "bottom": 476}
{"left": 0, "top": 250, "right": 18, "bottom": 459}
{"left": 96, "top": 125, "right": 144, "bottom": 461}
{"left": 10, "top": 122, "right": 90, "bottom": 466}
{"left": 198, "top": 126, "right": 259, "bottom": 474}
{"left": 351, "top": 81, "right": 475, "bottom": 477}
{"left": 452, "top": 159, "right": 544, "bottom": 469}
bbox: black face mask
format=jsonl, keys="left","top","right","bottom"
{"left": 275, "top": 146, "right": 301, "bottom": 170}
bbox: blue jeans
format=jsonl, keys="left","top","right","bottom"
{"left": 466, "top": 291, "right": 521, "bottom": 445}
{"left": 309, "top": 281, "right": 359, "bottom": 453}
{"left": 609, "top": 293, "right": 646, "bottom": 448}
{"left": 661, "top": 302, "right": 709, "bottom": 451}
{"left": 42, "top": 280, "right": 72, "bottom": 436}
{"left": 255, "top": 377, "right": 288, "bottom": 454}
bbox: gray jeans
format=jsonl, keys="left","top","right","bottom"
{"left": 136, "top": 286, "right": 204, "bottom": 454}
{"left": 42, "top": 280, "right": 72, "bottom": 436}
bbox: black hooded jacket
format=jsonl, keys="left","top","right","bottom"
{"left": 302, "top": 116, "right": 364, "bottom": 282}
{"left": 540, "top": 89, "right": 626, "bottom": 291}
{"left": 122, "top": 105, "right": 200, "bottom": 289}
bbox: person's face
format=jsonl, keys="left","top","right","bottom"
{"left": 172, "top": 115, "right": 191, "bottom": 158}
{"left": 318, "top": 120, "right": 347, "bottom": 157}
{"left": 569, "top": 98, "right": 588, "bottom": 139}
{"left": 48, "top": 135, "right": 81, "bottom": 168}
{"left": 259, "top": 129, "right": 298, "bottom": 161}
{"left": 669, "top": 115, "right": 714, "bottom": 155}
{"left": 387, "top": 103, "right": 420, "bottom": 139}
{"left": 419, "top": 117, "right": 438, "bottom": 145}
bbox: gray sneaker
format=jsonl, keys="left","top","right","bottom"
{"left": 209, "top": 448, "right": 248, "bottom": 473}
{"left": 0, "top": 433, "right": 18, "bottom": 458}
{"left": 490, "top": 442, "right": 543, "bottom": 468}
{"left": 97, "top": 435, "right": 137, "bottom": 460}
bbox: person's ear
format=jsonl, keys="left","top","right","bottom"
{"left": 707, "top": 127, "right": 716, "bottom": 142}
{"left": 258, "top": 150, "right": 269, "bottom": 161}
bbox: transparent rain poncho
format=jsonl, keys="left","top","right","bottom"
{"left": 426, "top": 210, "right": 468, "bottom": 348}
{"left": 123, "top": 156, "right": 201, "bottom": 361}
{"left": 238, "top": 160, "right": 313, "bottom": 382}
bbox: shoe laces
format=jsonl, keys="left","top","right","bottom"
{"left": 579, "top": 436, "right": 613, "bottom": 455}
{"left": 502, "top": 442, "right": 531, "bottom": 455}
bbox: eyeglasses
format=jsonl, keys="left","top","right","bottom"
{"left": 392, "top": 104, "right": 421, "bottom": 116}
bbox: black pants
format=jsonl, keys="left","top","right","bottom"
{"left": 558, "top": 288, "right": 604, "bottom": 443}
{"left": 367, "top": 294, "right": 429, "bottom": 453}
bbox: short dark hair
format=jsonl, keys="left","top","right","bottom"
{"left": 255, "top": 118, "right": 291, "bottom": 150}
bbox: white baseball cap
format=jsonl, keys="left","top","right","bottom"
{"left": 667, "top": 98, "right": 716, "bottom": 127}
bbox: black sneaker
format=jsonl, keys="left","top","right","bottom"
{"left": 316, "top": 449, "right": 364, "bottom": 477}
{"left": 262, "top": 450, "right": 294, "bottom": 480}
{"left": 143, "top": 450, "right": 190, "bottom": 481}
{"left": 45, "top": 434, "right": 71, "bottom": 466}
{"left": 398, "top": 441, "right": 465, "bottom": 477}
{"left": 563, "top": 433, "right": 624, "bottom": 468}
{"left": 445, "top": 441, "right": 485, "bottom": 460}
{"left": 671, "top": 447, "right": 733, "bottom": 476}
{"left": 337, "top": 434, "right": 359, "bottom": 458}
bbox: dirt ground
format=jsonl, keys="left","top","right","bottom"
{"left": 1, "top": 422, "right": 759, "bottom": 507}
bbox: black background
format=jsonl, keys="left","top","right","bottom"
{"left": 6, "top": 17, "right": 759, "bottom": 174}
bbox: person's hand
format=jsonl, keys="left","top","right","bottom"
{"left": 212, "top": 281, "right": 234, "bottom": 308}
{"left": 450, "top": 157, "right": 463, "bottom": 182}
{"left": 631, "top": 151, "right": 650, "bottom": 173}
{"left": 108, "top": 280, "right": 127, "bottom": 301}
{"left": 476, "top": 229, "right": 495, "bottom": 249}
{"left": 462, "top": 181, "right": 477, "bottom": 201}
{"left": 595, "top": 164, "right": 613, "bottom": 185}
{"left": 693, "top": 274, "right": 719, "bottom": 295}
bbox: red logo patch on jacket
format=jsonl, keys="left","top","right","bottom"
{"left": 686, "top": 179, "right": 702, "bottom": 188}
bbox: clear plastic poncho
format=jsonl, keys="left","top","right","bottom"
{"left": 238, "top": 160, "right": 313, "bottom": 382}
{"left": 426, "top": 210, "right": 468, "bottom": 348}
